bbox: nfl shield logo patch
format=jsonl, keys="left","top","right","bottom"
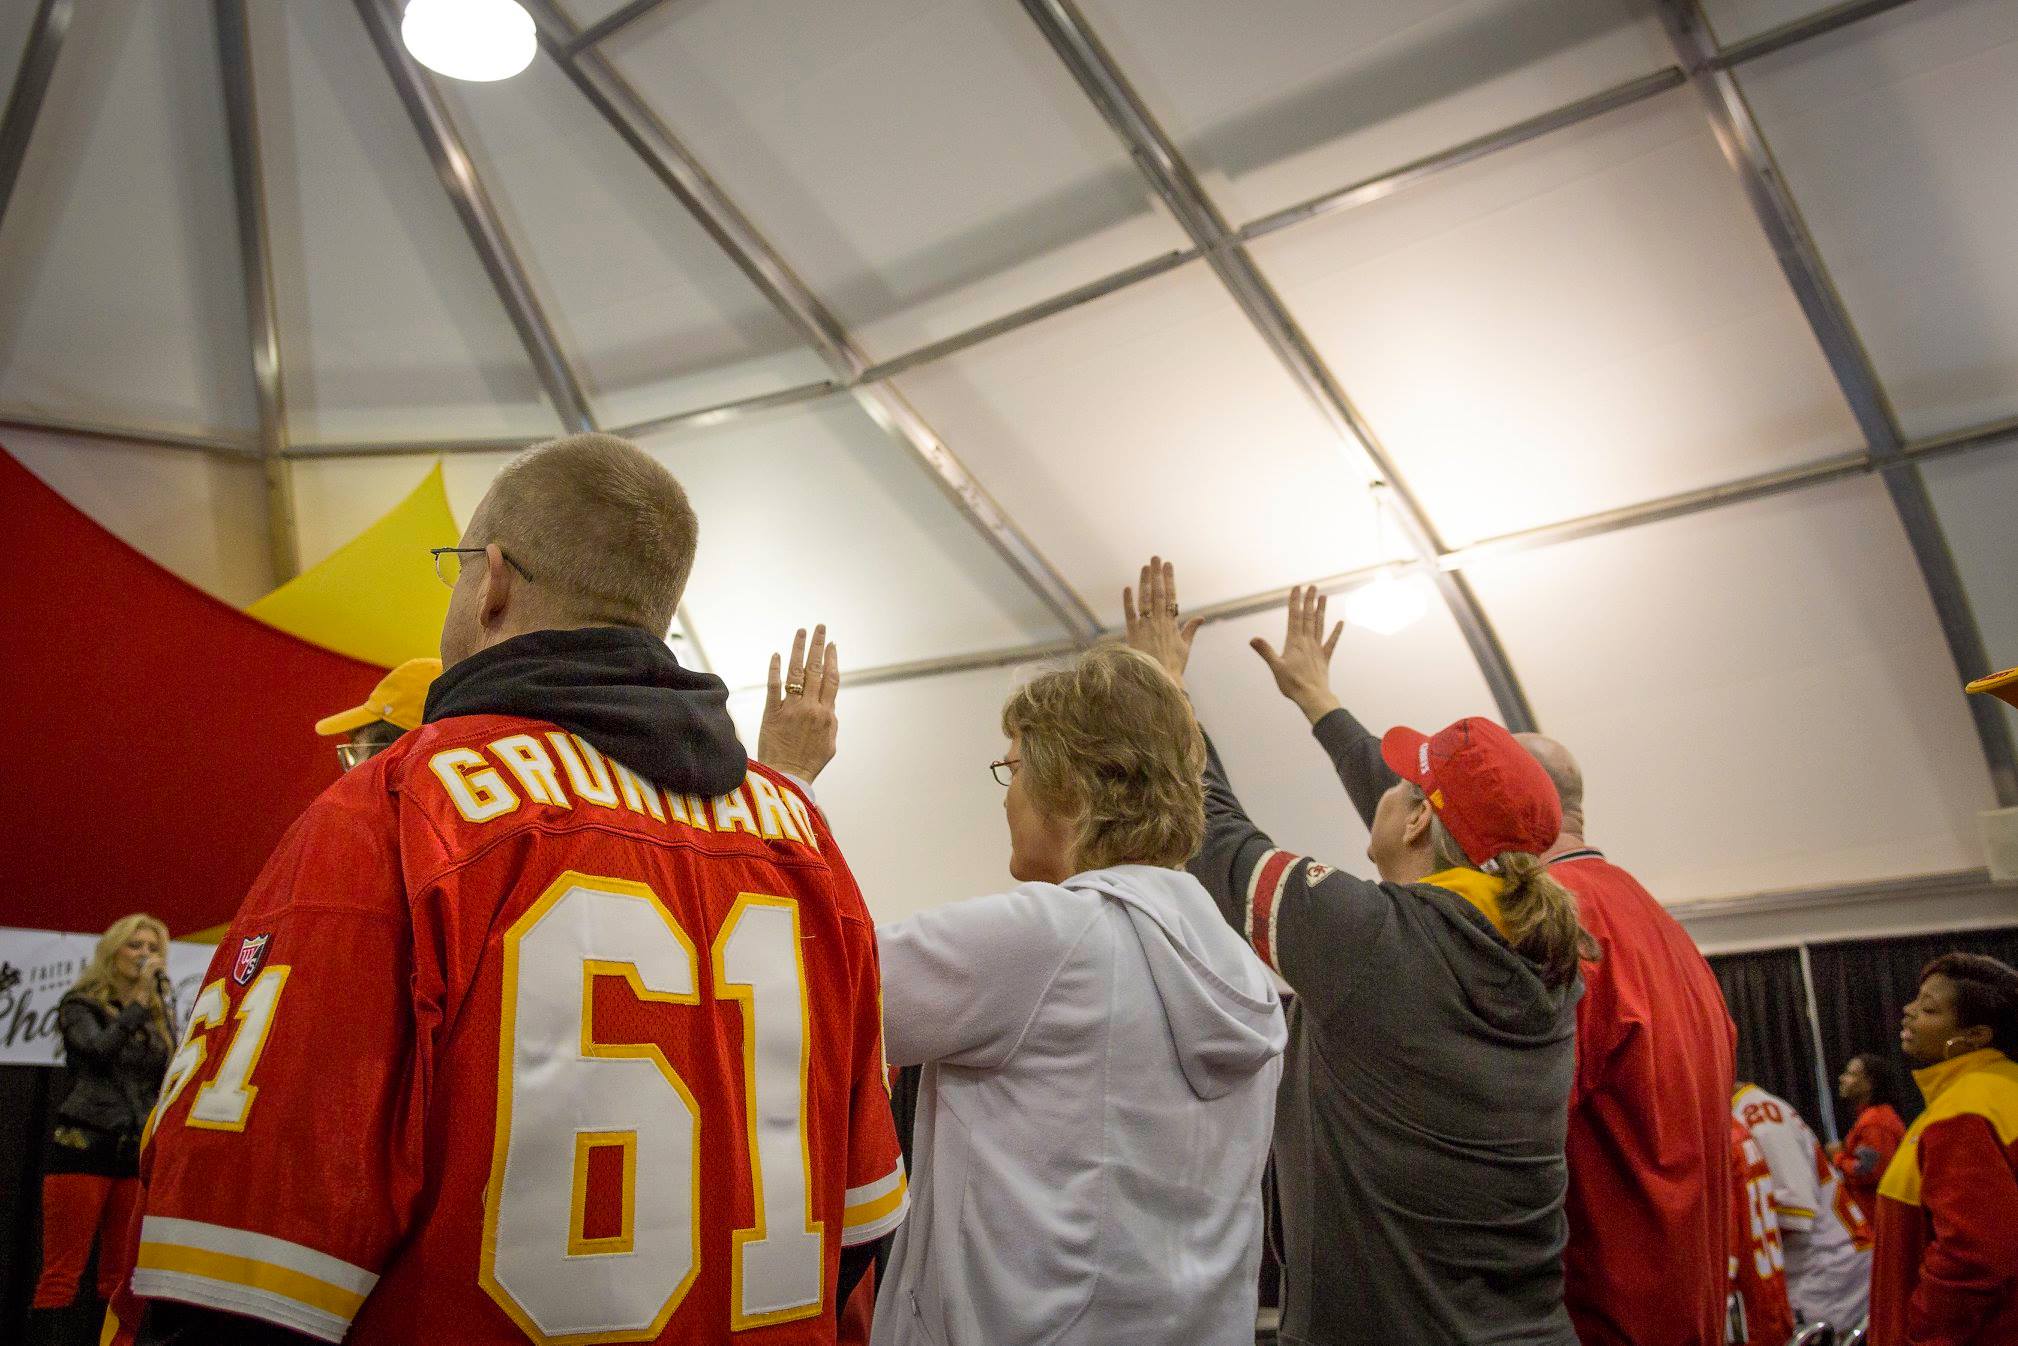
{"left": 232, "top": 933, "right": 273, "bottom": 987}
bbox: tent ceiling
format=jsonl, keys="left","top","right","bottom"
{"left": 2, "top": 0, "right": 2015, "bottom": 906}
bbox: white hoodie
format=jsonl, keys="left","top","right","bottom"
{"left": 872, "top": 864, "right": 1286, "bottom": 1346}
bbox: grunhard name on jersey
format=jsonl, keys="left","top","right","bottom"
{"left": 429, "top": 731, "right": 821, "bottom": 851}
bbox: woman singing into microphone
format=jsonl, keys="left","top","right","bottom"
{"left": 28, "top": 914, "right": 174, "bottom": 1337}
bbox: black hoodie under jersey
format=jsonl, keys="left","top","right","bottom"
{"left": 422, "top": 625, "right": 746, "bottom": 799}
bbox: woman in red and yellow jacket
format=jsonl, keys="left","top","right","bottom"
{"left": 1835, "top": 1051, "right": 1910, "bottom": 1214}
{"left": 1870, "top": 953, "right": 2018, "bottom": 1346}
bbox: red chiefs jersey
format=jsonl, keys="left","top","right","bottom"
{"left": 112, "top": 713, "right": 907, "bottom": 1344}
{"left": 1730, "top": 1118, "right": 1796, "bottom": 1346}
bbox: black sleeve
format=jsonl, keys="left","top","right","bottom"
{"left": 1189, "top": 728, "right": 1391, "bottom": 1016}
{"left": 58, "top": 997, "right": 149, "bottom": 1067}
{"left": 137, "top": 1301, "right": 324, "bottom": 1346}
{"left": 837, "top": 1237, "right": 881, "bottom": 1309}
{"left": 1310, "top": 707, "right": 1398, "bottom": 830}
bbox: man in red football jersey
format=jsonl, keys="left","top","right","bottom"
{"left": 1248, "top": 585, "right": 1737, "bottom": 1346}
{"left": 1730, "top": 1116, "right": 1797, "bottom": 1346}
{"left": 111, "top": 434, "right": 906, "bottom": 1344}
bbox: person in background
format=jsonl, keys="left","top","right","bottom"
{"left": 858, "top": 643, "right": 1285, "bottom": 1345}
{"left": 1734, "top": 1081, "right": 1872, "bottom": 1332}
{"left": 1248, "top": 583, "right": 1736, "bottom": 1346}
{"left": 1834, "top": 1051, "right": 1911, "bottom": 1217}
{"left": 1730, "top": 1115, "right": 1796, "bottom": 1346}
{"left": 312, "top": 657, "right": 441, "bottom": 771}
{"left": 28, "top": 915, "right": 174, "bottom": 1346}
{"left": 1870, "top": 952, "right": 2018, "bottom": 1346}
{"left": 1133, "top": 560, "right": 1589, "bottom": 1346}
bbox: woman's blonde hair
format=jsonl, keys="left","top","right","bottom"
{"left": 1001, "top": 644, "right": 1206, "bottom": 872}
{"left": 69, "top": 913, "right": 173, "bottom": 1045}
{"left": 1412, "top": 786, "right": 1595, "bottom": 989}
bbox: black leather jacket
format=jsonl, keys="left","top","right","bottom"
{"left": 54, "top": 992, "right": 170, "bottom": 1136}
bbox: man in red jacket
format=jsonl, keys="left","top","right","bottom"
{"left": 1870, "top": 952, "right": 2018, "bottom": 1346}
{"left": 1521, "top": 734, "right": 1738, "bottom": 1346}
{"left": 1248, "top": 585, "right": 1736, "bottom": 1346}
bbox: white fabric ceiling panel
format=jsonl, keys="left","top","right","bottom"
{"left": 5, "top": 430, "right": 274, "bottom": 607}
{"left": 725, "top": 662, "right": 1034, "bottom": 923}
{"left": 1921, "top": 446, "right": 2018, "bottom": 737}
{"left": 896, "top": 262, "right": 1403, "bottom": 627}
{"left": 1079, "top": 0, "right": 1673, "bottom": 225}
{"left": 438, "top": 53, "right": 831, "bottom": 431}
{"left": 1465, "top": 476, "right": 1993, "bottom": 902}
{"left": 1736, "top": 0, "right": 2018, "bottom": 440}
{"left": 1181, "top": 593, "right": 1500, "bottom": 870}
{"left": 1250, "top": 89, "right": 1863, "bottom": 548}
{"left": 601, "top": 0, "right": 1188, "bottom": 357}
{"left": 249, "top": 1, "right": 558, "bottom": 445}
{"left": 636, "top": 397, "right": 1070, "bottom": 681}
{"left": 0, "top": 1, "right": 40, "bottom": 109}
{"left": 1699, "top": 0, "right": 1826, "bottom": 46}
{"left": 555, "top": 0, "right": 644, "bottom": 28}
{"left": 0, "top": 0, "right": 255, "bottom": 440}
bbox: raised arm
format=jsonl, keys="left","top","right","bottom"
{"left": 1126, "top": 559, "right": 1391, "bottom": 1015}
{"left": 757, "top": 624, "right": 841, "bottom": 783}
{"left": 1251, "top": 584, "right": 1396, "bottom": 828}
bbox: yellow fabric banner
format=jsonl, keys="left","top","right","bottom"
{"left": 247, "top": 462, "right": 457, "bottom": 669}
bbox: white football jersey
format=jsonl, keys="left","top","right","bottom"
{"left": 1732, "top": 1084, "right": 1873, "bottom": 1331}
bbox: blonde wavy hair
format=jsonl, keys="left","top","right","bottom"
{"left": 1407, "top": 784, "right": 1596, "bottom": 990}
{"left": 68, "top": 913, "right": 173, "bottom": 1045}
{"left": 1001, "top": 644, "right": 1206, "bottom": 872}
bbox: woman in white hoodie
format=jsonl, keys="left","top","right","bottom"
{"left": 868, "top": 644, "right": 1286, "bottom": 1346}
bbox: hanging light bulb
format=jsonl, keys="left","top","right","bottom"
{"left": 402, "top": 0, "right": 537, "bottom": 82}
{"left": 1342, "top": 569, "right": 1430, "bottom": 636}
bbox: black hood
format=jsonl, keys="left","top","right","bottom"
{"left": 423, "top": 627, "right": 747, "bottom": 797}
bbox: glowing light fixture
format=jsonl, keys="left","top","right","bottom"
{"left": 1341, "top": 569, "right": 1431, "bottom": 636}
{"left": 402, "top": 0, "right": 536, "bottom": 82}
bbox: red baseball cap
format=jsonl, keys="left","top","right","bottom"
{"left": 1380, "top": 716, "right": 1561, "bottom": 867}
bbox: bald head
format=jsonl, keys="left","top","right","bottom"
{"left": 1515, "top": 732, "right": 1585, "bottom": 833}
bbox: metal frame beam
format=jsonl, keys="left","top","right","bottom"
{"left": 214, "top": 0, "right": 299, "bottom": 582}
{"left": 353, "top": 0, "right": 595, "bottom": 436}
{"left": 1715, "top": 0, "right": 1922, "bottom": 68}
{"left": 523, "top": 0, "right": 1105, "bottom": 647}
{"left": 0, "top": 412, "right": 257, "bottom": 457}
{"left": 0, "top": 0, "right": 70, "bottom": 235}
{"left": 1659, "top": 0, "right": 2018, "bottom": 807}
{"left": 1018, "top": 0, "right": 1537, "bottom": 730}
{"left": 564, "top": 0, "right": 672, "bottom": 55}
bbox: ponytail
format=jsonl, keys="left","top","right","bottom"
{"left": 1411, "top": 784, "right": 1598, "bottom": 989}
{"left": 1493, "top": 852, "right": 1597, "bottom": 990}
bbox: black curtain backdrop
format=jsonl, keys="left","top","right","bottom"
{"left": 1806, "top": 925, "right": 2018, "bottom": 1134}
{"left": 1709, "top": 946, "right": 1823, "bottom": 1131}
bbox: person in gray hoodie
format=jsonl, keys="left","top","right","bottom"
{"left": 1126, "top": 557, "right": 1591, "bottom": 1346}
{"left": 867, "top": 643, "right": 1286, "bottom": 1345}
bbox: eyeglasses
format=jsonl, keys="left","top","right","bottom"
{"left": 989, "top": 758, "right": 1020, "bottom": 787}
{"left": 431, "top": 546, "right": 535, "bottom": 588}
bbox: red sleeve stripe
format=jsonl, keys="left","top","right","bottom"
{"left": 1245, "top": 849, "right": 1298, "bottom": 973}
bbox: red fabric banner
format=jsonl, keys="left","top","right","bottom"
{"left": 0, "top": 445, "right": 387, "bottom": 935}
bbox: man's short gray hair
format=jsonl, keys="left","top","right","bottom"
{"left": 469, "top": 433, "right": 698, "bottom": 636}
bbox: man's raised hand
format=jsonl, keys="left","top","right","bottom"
{"left": 758, "top": 625, "right": 841, "bottom": 784}
{"left": 1251, "top": 585, "right": 1344, "bottom": 725}
{"left": 1123, "top": 556, "right": 1204, "bottom": 686}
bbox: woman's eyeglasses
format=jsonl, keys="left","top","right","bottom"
{"left": 989, "top": 758, "right": 1020, "bottom": 787}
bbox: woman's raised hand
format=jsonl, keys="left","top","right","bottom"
{"left": 1123, "top": 556, "right": 1204, "bottom": 686}
{"left": 758, "top": 625, "right": 841, "bottom": 784}
{"left": 1250, "top": 585, "right": 1344, "bottom": 724}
